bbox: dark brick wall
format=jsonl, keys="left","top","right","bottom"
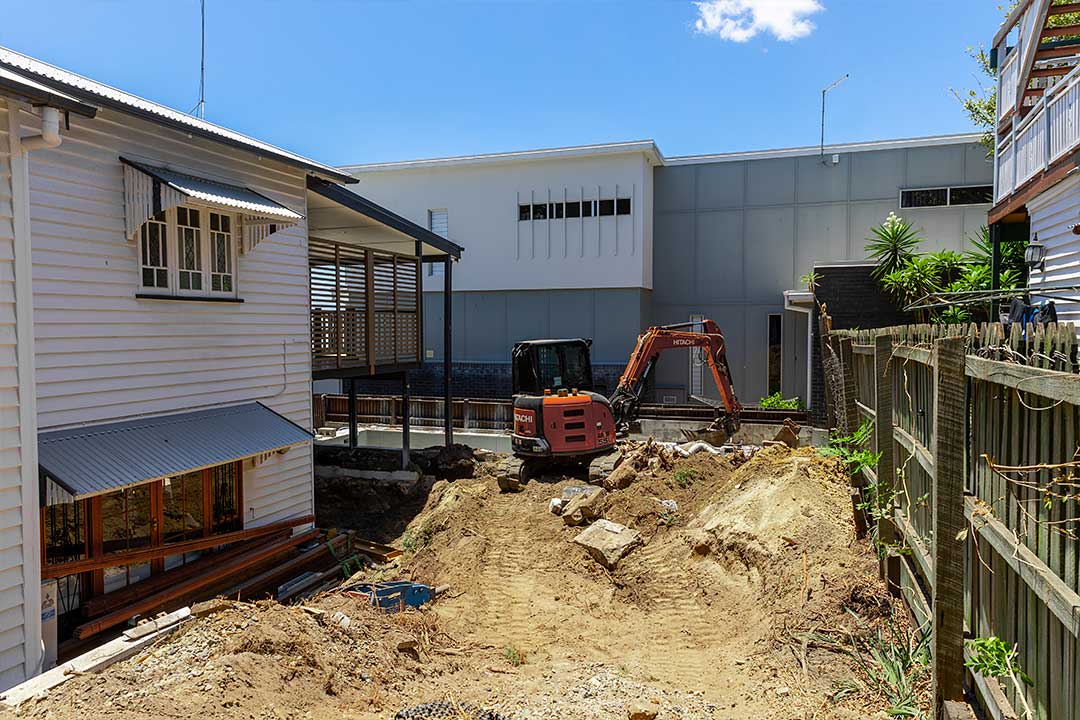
{"left": 351, "top": 362, "right": 626, "bottom": 399}
{"left": 809, "top": 264, "right": 913, "bottom": 426}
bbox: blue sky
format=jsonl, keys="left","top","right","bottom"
{"left": 1, "top": 1, "right": 1002, "bottom": 165}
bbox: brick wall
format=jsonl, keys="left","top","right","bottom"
{"left": 809, "top": 264, "right": 913, "bottom": 426}
{"left": 351, "top": 362, "right": 626, "bottom": 399}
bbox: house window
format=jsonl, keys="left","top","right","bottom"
{"left": 176, "top": 207, "right": 203, "bottom": 291}
{"left": 900, "top": 185, "right": 993, "bottom": 209}
{"left": 44, "top": 500, "right": 87, "bottom": 565}
{"left": 163, "top": 471, "right": 205, "bottom": 543}
{"left": 137, "top": 206, "right": 238, "bottom": 298}
{"left": 581, "top": 200, "right": 594, "bottom": 217}
{"left": 616, "top": 198, "right": 632, "bottom": 215}
{"left": 548, "top": 202, "right": 565, "bottom": 219}
{"left": 565, "top": 201, "right": 581, "bottom": 218}
{"left": 140, "top": 212, "right": 169, "bottom": 289}
{"left": 211, "top": 463, "right": 242, "bottom": 533}
{"left": 768, "top": 314, "right": 782, "bottom": 396}
{"left": 598, "top": 199, "right": 615, "bottom": 216}
{"left": 101, "top": 484, "right": 154, "bottom": 555}
{"left": 209, "top": 212, "right": 234, "bottom": 293}
{"left": 519, "top": 204, "right": 531, "bottom": 221}
{"left": 532, "top": 203, "right": 548, "bottom": 220}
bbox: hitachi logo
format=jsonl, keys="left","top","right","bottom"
{"left": 673, "top": 338, "right": 696, "bottom": 346}
{"left": 514, "top": 411, "right": 534, "bottom": 424}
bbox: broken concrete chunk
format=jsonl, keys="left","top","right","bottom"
{"left": 191, "top": 599, "right": 233, "bottom": 618}
{"left": 548, "top": 498, "right": 566, "bottom": 515}
{"left": 627, "top": 700, "right": 660, "bottom": 720}
{"left": 330, "top": 611, "right": 351, "bottom": 629}
{"left": 561, "top": 486, "right": 607, "bottom": 526}
{"left": 573, "top": 519, "right": 642, "bottom": 569}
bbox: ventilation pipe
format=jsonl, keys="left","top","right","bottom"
{"left": 21, "top": 106, "right": 62, "bottom": 151}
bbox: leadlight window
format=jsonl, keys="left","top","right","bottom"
{"left": 209, "top": 212, "right": 234, "bottom": 293}
{"left": 211, "top": 463, "right": 242, "bottom": 533}
{"left": 177, "top": 206, "right": 203, "bottom": 291}
{"left": 140, "top": 212, "right": 168, "bottom": 289}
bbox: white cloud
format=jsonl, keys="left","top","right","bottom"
{"left": 693, "top": 0, "right": 824, "bottom": 42}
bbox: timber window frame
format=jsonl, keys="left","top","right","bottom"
{"left": 135, "top": 205, "right": 239, "bottom": 299}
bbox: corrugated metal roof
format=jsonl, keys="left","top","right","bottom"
{"left": 0, "top": 65, "right": 97, "bottom": 117}
{"left": 0, "top": 45, "right": 354, "bottom": 184}
{"left": 39, "top": 403, "right": 312, "bottom": 502}
{"left": 123, "top": 158, "right": 303, "bottom": 221}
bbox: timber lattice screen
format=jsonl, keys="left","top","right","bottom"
{"left": 829, "top": 321, "right": 1080, "bottom": 720}
{"left": 310, "top": 238, "right": 421, "bottom": 373}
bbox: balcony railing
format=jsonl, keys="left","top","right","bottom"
{"left": 995, "top": 63, "right": 1080, "bottom": 203}
{"left": 310, "top": 238, "right": 421, "bottom": 375}
{"left": 998, "top": 50, "right": 1019, "bottom": 123}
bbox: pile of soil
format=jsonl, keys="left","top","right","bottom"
{"left": 6, "top": 596, "right": 461, "bottom": 720}
{"left": 392, "top": 443, "right": 904, "bottom": 718}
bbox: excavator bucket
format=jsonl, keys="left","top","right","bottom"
{"left": 679, "top": 419, "right": 733, "bottom": 446}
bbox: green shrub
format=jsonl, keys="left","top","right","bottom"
{"left": 759, "top": 392, "right": 804, "bottom": 410}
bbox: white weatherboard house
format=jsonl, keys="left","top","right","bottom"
{"left": 0, "top": 47, "right": 459, "bottom": 690}
{"left": 990, "top": 1, "right": 1080, "bottom": 324}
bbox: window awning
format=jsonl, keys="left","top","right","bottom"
{"left": 39, "top": 402, "right": 313, "bottom": 506}
{"left": 121, "top": 157, "right": 304, "bottom": 253}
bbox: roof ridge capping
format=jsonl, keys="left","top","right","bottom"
{"left": 341, "top": 139, "right": 665, "bottom": 172}
{"left": 0, "top": 45, "right": 355, "bottom": 184}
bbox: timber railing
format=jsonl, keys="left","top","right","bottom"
{"left": 309, "top": 238, "right": 421, "bottom": 374}
{"left": 826, "top": 321, "right": 1080, "bottom": 720}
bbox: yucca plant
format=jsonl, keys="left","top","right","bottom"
{"left": 866, "top": 213, "right": 923, "bottom": 279}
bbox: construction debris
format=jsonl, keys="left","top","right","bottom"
{"left": 572, "top": 519, "right": 643, "bottom": 568}
{"left": 560, "top": 486, "right": 606, "bottom": 526}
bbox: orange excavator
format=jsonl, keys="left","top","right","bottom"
{"left": 498, "top": 320, "right": 741, "bottom": 488}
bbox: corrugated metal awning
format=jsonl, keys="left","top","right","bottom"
{"left": 39, "top": 403, "right": 312, "bottom": 505}
{"left": 121, "top": 157, "right": 304, "bottom": 253}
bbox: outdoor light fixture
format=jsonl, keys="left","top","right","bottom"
{"left": 1025, "top": 234, "right": 1047, "bottom": 270}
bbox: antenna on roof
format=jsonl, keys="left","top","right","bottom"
{"left": 820, "top": 73, "right": 848, "bottom": 165}
{"left": 191, "top": 0, "right": 206, "bottom": 119}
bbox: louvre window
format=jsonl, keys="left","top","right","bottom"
{"left": 517, "top": 195, "right": 629, "bottom": 220}
{"left": 900, "top": 185, "right": 993, "bottom": 209}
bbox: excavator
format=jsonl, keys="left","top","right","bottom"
{"left": 498, "top": 320, "right": 742, "bottom": 489}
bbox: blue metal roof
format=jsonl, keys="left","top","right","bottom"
{"left": 39, "top": 403, "right": 312, "bottom": 502}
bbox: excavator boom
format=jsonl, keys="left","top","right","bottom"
{"left": 609, "top": 320, "right": 742, "bottom": 437}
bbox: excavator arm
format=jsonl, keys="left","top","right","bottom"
{"left": 609, "top": 320, "right": 742, "bottom": 436}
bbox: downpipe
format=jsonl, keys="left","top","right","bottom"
{"left": 21, "top": 106, "right": 62, "bottom": 152}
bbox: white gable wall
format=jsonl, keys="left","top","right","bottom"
{"left": 1027, "top": 173, "right": 1080, "bottom": 327}
{"left": 21, "top": 104, "right": 315, "bottom": 528}
{"left": 351, "top": 152, "right": 654, "bottom": 293}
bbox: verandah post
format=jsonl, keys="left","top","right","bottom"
{"left": 931, "top": 336, "right": 966, "bottom": 716}
{"left": 874, "top": 333, "right": 900, "bottom": 594}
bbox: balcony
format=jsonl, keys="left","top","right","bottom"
{"left": 305, "top": 177, "right": 462, "bottom": 381}
{"left": 995, "top": 63, "right": 1080, "bottom": 203}
{"left": 310, "top": 239, "right": 420, "bottom": 377}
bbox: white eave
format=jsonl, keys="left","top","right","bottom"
{"left": 342, "top": 140, "right": 665, "bottom": 173}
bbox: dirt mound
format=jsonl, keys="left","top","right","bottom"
{"left": 9, "top": 596, "right": 459, "bottom": 720}
{"left": 383, "top": 443, "right": 897, "bottom": 718}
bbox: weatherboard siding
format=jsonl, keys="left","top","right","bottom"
{"left": 1027, "top": 173, "right": 1080, "bottom": 328}
{"left": 21, "top": 104, "right": 315, "bottom": 528}
{"left": 0, "top": 99, "right": 27, "bottom": 689}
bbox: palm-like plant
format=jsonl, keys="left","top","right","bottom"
{"left": 866, "top": 213, "right": 923, "bottom": 279}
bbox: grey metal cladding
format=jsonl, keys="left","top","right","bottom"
{"left": 38, "top": 403, "right": 313, "bottom": 499}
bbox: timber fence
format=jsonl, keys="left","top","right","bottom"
{"left": 825, "top": 320, "right": 1080, "bottom": 720}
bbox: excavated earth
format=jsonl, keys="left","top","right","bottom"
{"left": 2, "top": 443, "right": 919, "bottom": 719}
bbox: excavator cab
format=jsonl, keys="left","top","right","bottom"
{"left": 511, "top": 338, "right": 595, "bottom": 395}
{"left": 509, "top": 339, "right": 617, "bottom": 463}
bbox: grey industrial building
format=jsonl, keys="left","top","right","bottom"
{"left": 344, "top": 133, "right": 992, "bottom": 409}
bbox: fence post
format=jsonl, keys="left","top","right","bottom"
{"left": 874, "top": 334, "right": 900, "bottom": 594}
{"left": 932, "top": 336, "right": 966, "bottom": 716}
{"left": 838, "top": 336, "right": 868, "bottom": 538}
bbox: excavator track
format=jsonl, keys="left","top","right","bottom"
{"left": 496, "top": 456, "right": 547, "bottom": 492}
{"left": 587, "top": 450, "right": 621, "bottom": 485}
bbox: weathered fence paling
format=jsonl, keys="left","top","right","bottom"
{"left": 828, "top": 320, "right": 1080, "bottom": 720}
